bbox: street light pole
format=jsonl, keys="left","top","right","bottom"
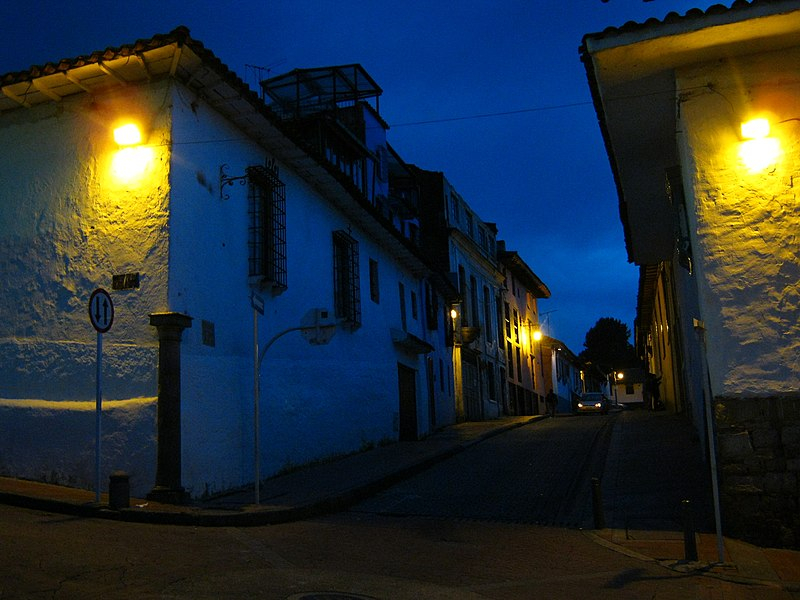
{"left": 253, "top": 311, "right": 337, "bottom": 504}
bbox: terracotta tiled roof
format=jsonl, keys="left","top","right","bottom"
{"left": 1, "top": 26, "right": 191, "bottom": 85}
{"left": 0, "top": 26, "right": 263, "bottom": 116}
{"left": 584, "top": 0, "right": 782, "bottom": 41}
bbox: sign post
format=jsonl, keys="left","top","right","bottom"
{"left": 88, "top": 288, "right": 114, "bottom": 504}
{"left": 250, "top": 292, "right": 264, "bottom": 505}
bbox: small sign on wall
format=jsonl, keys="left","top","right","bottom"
{"left": 202, "top": 320, "right": 216, "bottom": 347}
{"left": 112, "top": 273, "right": 140, "bottom": 290}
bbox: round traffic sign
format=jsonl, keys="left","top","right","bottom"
{"left": 88, "top": 288, "right": 114, "bottom": 333}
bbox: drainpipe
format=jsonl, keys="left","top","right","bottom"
{"left": 147, "top": 312, "right": 193, "bottom": 505}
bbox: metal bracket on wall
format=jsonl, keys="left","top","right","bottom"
{"left": 219, "top": 164, "right": 248, "bottom": 200}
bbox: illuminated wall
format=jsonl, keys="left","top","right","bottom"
{"left": 0, "top": 83, "right": 171, "bottom": 398}
{"left": 0, "top": 81, "right": 172, "bottom": 493}
{"left": 677, "top": 47, "right": 800, "bottom": 397}
{"left": 0, "top": 70, "right": 455, "bottom": 499}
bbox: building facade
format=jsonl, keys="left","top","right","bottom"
{"left": 0, "top": 28, "right": 456, "bottom": 498}
{"left": 543, "top": 337, "right": 584, "bottom": 414}
{"left": 583, "top": 1, "right": 800, "bottom": 547}
{"left": 414, "top": 168, "right": 506, "bottom": 421}
{"left": 498, "top": 242, "right": 551, "bottom": 415}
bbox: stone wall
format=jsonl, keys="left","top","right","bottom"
{"left": 716, "top": 396, "right": 800, "bottom": 548}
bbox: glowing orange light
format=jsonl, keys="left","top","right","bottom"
{"left": 111, "top": 146, "right": 153, "bottom": 182}
{"left": 113, "top": 123, "right": 143, "bottom": 146}
{"left": 740, "top": 118, "right": 770, "bottom": 140}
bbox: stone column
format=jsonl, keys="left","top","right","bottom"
{"left": 147, "top": 312, "right": 192, "bottom": 504}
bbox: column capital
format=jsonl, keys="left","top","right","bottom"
{"left": 149, "top": 312, "right": 193, "bottom": 330}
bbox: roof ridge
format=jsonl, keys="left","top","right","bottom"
{"left": 583, "top": 0, "right": 800, "bottom": 42}
{"left": 0, "top": 25, "right": 194, "bottom": 85}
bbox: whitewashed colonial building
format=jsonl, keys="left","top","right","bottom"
{"left": 497, "top": 242, "right": 551, "bottom": 415}
{"left": 0, "top": 28, "right": 455, "bottom": 499}
{"left": 414, "top": 168, "right": 506, "bottom": 421}
{"left": 583, "top": 1, "right": 800, "bottom": 547}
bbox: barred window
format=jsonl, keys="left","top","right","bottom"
{"left": 369, "top": 258, "right": 380, "bottom": 303}
{"left": 425, "top": 281, "right": 438, "bottom": 331}
{"left": 248, "top": 165, "right": 287, "bottom": 291}
{"left": 483, "top": 285, "right": 493, "bottom": 343}
{"left": 398, "top": 282, "right": 407, "bottom": 331}
{"left": 333, "top": 230, "right": 361, "bottom": 328}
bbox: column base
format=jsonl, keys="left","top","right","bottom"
{"left": 146, "top": 486, "right": 190, "bottom": 505}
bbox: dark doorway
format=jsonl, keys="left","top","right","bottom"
{"left": 398, "top": 363, "right": 418, "bottom": 441}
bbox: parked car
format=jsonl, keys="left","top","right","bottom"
{"left": 576, "top": 392, "right": 609, "bottom": 415}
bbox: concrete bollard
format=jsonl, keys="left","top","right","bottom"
{"left": 591, "top": 477, "right": 605, "bottom": 529}
{"left": 109, "top": 471, "right": 130, "bottom": 510}
{"left": 682, "top": 499, "right": 698, "bottom": 561}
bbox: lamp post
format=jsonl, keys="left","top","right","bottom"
{"left": 613, "top": 371, "right": 623, "bottom": 407}
{"left": 450, "top": 306, "right": 467, "bottom": 422}
{"left": 532, "top": 328, "right": 543, "bottom": 407}
{"left": 253, "top": 309, "right": 336, "bottom": 504}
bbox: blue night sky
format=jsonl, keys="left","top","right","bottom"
{"left": 0, "top": 1, "right": 725, "bottom": 352}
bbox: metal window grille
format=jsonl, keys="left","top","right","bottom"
{"left": 398, "top": 282, "right": 407, "bottom": 332}
{"left": 248, "top": 166, "right": 287, "bottom": 290}
{"left": 425, "top": 282, "right": 438, "bottom": 331}
{"left": 333, "top": 230, "right": 361, "bottom": 328}
{"left": 483, "top": 286, "right": 493, "bottom": 342}
{"left": 369, "top": 258, "right": 380, "bottom": 303}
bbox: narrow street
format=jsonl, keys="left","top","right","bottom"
{"left": 1, "top": 412, "right": 783, "bottom": 599}
{"left": 353, "top": 413, "right": 617, "bottom": 528}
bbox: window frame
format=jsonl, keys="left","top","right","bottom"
{"left": 369, "top": 258, "right": 380, "bottom": 304}
{"left": 247, "top": 165, "right": 287, "bottom": 291}
{"left": 333, "top": 230, "right": 361, "bottom": 329}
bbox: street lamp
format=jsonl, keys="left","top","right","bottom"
{"left": 449, "top": 307, "right": 460, "bottom": 346}
{"left": 111, "top": 121, "right": 152, "bottom": 182}
{"left": 739, "top": 116, "right": 780, "bottom": 172}
{"left": 113, "top": 122, "right": 143, "bottom": 145}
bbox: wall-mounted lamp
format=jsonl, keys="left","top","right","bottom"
{"left": 739, "top": 116, "right": 780, "bottom": 172}
{"left": 450, "top": 308, "right": 459, "bottom": 321}
{"left": 110, "top": 121, "right": 152, "bottom": 182}
{"left": 532, "top": 329, "right": 542, "bottom": 342}
{"left": 740, "top": 118, "right": 770, "bottom": 140}
{"left": 113, "top": 123, "right": 143, "bottom": 146}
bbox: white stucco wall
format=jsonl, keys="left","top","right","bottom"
{"left": 1, "top": 72, "right": 454, "bottom": 498}
{"left": 677, "top": 48, "right": 800, "bottom": 397}
{"left": 166, "top": 84, "right": 450, "bottom": 495}
{"left": 0, "top": 81, "right": 174, "bottom": 494}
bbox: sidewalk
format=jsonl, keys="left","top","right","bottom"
{"left": 0, "top": 416, "right": 542, "bottom": 527}
{"left": 2, "top": 411, "right": 800, "bottom": 592}
{"left": 594, "top": 409, "right": 800, "bottom": 592}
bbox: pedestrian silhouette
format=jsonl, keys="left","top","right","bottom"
{"left": 546, "top": 389, "right": 557, "bottom": 417}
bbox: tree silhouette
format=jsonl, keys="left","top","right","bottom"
{"left": 579, "top": 317, "right": 639, "bottom": 371}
